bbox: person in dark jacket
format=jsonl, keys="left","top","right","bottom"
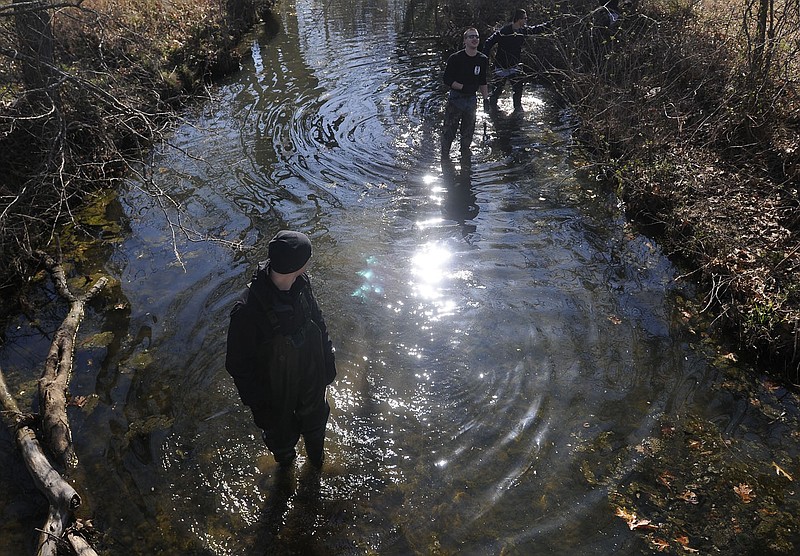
{"left": 441, "top": 27, "right": 490, "bottom": 163}
{"left": 226, "top": 230, "right": 336, "bottom": 469}
{"left": 482, "top": 9, "right": 549, "bottom": 111}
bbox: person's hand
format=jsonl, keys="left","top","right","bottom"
{"left": 483, "top": 98, "right": 490, "bottom": 113}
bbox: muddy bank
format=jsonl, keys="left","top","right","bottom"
{"left": 0, "top": 0, "right": 278, "bottom": 318}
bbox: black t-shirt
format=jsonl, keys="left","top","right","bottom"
{"left": 483, "top": 23, "right": 547, "bottom": 68}
{"left": 443, "top": 49, "right": 489, "bottom": 96}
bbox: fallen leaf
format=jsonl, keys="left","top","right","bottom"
{"left": 615, "top": 507, "right": 657, "bottom": 531}
{"left": 675, "top": 535, "right": 700, "bottom": 553}
{"left": 615, "top": 507, "right": 636, "bottom": 522}
{"left": 734, "top": 483, "right": 755, "bottom": 503}
{"left": 731, "top": 516, "right": 742, "bottom": 533}
{"left": 68, "top": 395, "right": 88, "bottom": 408}
{"left": 678, "top": 490, "right": 699, "bottom": 504}
{"left": 772, "top": 462, "right": 793, "bottom": 481}
{"left": 651, "top": 538, "right": 670, "bottom": 551}
{"left": 763, "top": 380, "right": 780, "bottom": 393}
{"left": 631, "top": 518, "right": 658, "bottom": 531}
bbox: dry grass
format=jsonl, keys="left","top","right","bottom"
{"left": 51, "top": 0, "right": 230, "bottom": 91}
{"left": 581, "top": 0, "right": 800, "bottom": 378}
{"left": 440, "top": 0, "right": 800, "bottom": 379}
{"left": 0, "top": 0, "right": 270, "bottom": 305}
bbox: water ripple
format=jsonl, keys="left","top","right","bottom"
{"left": 55, "top": 1, "right": 720, "bottom": 553}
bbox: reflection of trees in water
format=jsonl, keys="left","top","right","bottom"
{"left": 486, "top": 106, "right": 549, "bottom": 166}
{"left": 253, "top": 465, "right": 331, "bottom": 553}
{"left": 403, "top": 0, "right": 435, "bottom": 34}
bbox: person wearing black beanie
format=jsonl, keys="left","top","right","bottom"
{"left": 225, "top": 230, "right": 336, "bottom": 470}
{"left": 268, "top": 230, "right": 313, "bottom": 274}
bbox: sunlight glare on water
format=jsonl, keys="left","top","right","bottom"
{"left": 410, "top": 241, "right": 451, "bottom": 302}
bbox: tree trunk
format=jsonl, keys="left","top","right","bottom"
{"left": 755, "top": 0, "right": 768, "bottom": 67}
{"left": 0, "top": 370, "right": 86, "bottom": 556}
{"left": 14, "top": 0, "right": 57, "bottom": 108}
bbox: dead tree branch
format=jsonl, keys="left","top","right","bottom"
{"left": 35, "top": 249, "right": 108, "bottom": 470}
{"left": 0, "top": 249, "right": 106, "bottom": 554}
{"left": 0, "top": 368, "right": 96, "bottom": 556}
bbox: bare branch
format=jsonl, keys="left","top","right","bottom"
{"left": 0, "top": 366, "right": 85, "bottom": 556}
{"left": 0, "top": 1, "right": 85, "bottom": 18}
{"left": 34, "top": 250, "right": 108, "bottom": 469}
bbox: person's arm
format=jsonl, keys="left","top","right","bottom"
{"left": 443, "top": 54, "right": 464, "bottom": 91}
{"left": 225, "top": 300, "right": 268, "bottom": 409}
{"left": 482, "top": 29, "right": 499, "bottom": 55}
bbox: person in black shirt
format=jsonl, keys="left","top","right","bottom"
{"left": 441, "top": 27, "right": 489, "bottom": 163}
{"left": 483, "top": 9, "right": 548, "bottom": 111}
{"left": 226, "top": 231, "right": 336, "bottom": 469}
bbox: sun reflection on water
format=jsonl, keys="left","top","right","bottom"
{"left": 409, "top": 241, "right": 462, "bottom": 322}
{"left": 410, "top": 242, "right": 450, "bottom": 296}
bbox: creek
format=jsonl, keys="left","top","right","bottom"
{"left": 2, "top": 0, "right": 799, "bottom": 554}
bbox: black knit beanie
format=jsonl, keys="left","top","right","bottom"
{"left": 268, "top": 230, "right": 312, "bottom": 274}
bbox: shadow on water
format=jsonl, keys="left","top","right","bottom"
{"left": 440, "top": 160, "right": 479, "bottom": 237}
{"left": 488, "top": 106, "right": 528, "bottom": 158}
{"left": 252, "top": 465, "right": 326, "bottom": 554}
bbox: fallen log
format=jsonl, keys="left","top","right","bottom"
{"left": 36, "top": 250, "right": 108, "bottom": 470}
{"left": 0, "top": 369, "right": 89, "bottom": 556}
{"left": 67, "top": 530, "right": 96, "bottom": 555}
{"left": 0, "top": 250, "right": 105, "bottom": 556}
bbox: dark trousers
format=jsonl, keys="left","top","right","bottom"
{"left": 255, "top": 396, "right": 330, "bottom": 465}
{"left": 490, "top": 68, "right": 525, "bottom": 107}
{"left": 441, "top": 96, "right": 477, "bottom": 158}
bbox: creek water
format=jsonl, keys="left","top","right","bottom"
{"left": 2, "top": 0, "right": 799, "bottom": 554}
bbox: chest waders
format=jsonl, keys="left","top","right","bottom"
{"left": 250, "top": 286, "right": 330, "bottom": 465}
